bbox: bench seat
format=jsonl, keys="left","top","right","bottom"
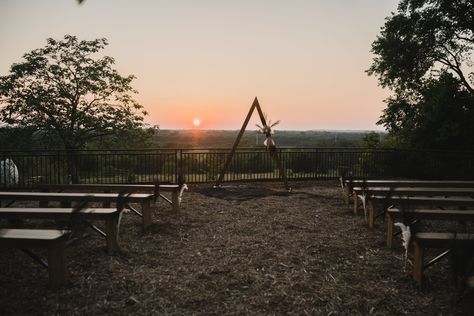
{"left": 0, "top": 228, "right": 70, "bottom": 288}
{"left": 366, "top": 195, "right": 474, "bottom": 229}
{"left": 36, "top": 184, "right": 181, "bottom": 212}
{"left": 353, "top": 187, "right": 474, "bottom": 214}
{"left": 342, "top": 179, "right": 474, "bottom": 207}
{"left": 0, "top": 207, "right": 121, "bottom": 253}
{"left": 412, "top": 232, "right": 474, "bottom": 287}
{"left": 386, "top": 208, "right": 474, "bottom": 247}
{"left": 37, "top": 183, "right": 180, "bottom": 192}
{"left": 0, "top": 192, "right": 155, "bottom": 229}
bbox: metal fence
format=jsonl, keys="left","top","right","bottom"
{"left": 1, "top": 148, "right": 473, "bottom": 188}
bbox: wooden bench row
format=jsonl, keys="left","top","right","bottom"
{"left": 35, "top": 183, "right": 182, "bottom": 212}
{"left": 0, "top": 183, "right": 184, "bottom": 288}
{"left": 0, "top": 207, "right": 122, "bottom": 252}
{"left": 413, "top": 232, "right": 474, "bottom": 288}
{"left": 0, "top": 191, "right": 155, "bottom": 229}
{"left": 341, "top": 179, "right": 474, "bottom": 207}
{"left": 366, "top": 195, "right": 474, "bottom": 229}
{"left": 386, "top": 208, "right": 474, "bottom": 248}
{"left": 0, "top": 228, "right": 70, "bottom": 288}
{"left": 352, "top": 186, "right": 474, "bottom": 215}
{"left": 386, "top": 208, "right": 474, "bottom": 287}
{"left": 340, "top": 178, "right": 474, "bottom": 288}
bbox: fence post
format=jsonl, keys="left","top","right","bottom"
{"left": 315, "top": 148, "right": 319, "bottom": 180}
{"left": 176, "top": 149, "right": 182, "bottom": 184}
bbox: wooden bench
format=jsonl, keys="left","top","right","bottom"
{"left": 386, "top": 208, "right": 474, "bottom": 247}
{"left": 0, "top": 192, "right": 155, "bottom": 229}
{"left": 353, "top": 186, "right": 474, "bottom": 215}
{"left": 0, "top": 228, "right": 70, "bottom": 288}
{"left": 0, "top": 207, "right": 122, "bottom": 253}
{"left": 366, "top": 195, "right": 474, "bottom": 229}
{"left": 342, "top": 179, "right": 474, "bottom": 207}
{"left": 412, "top": 232, "right": 474, "bottom": 288}
{"left": 36, "top": 184, "right": 182, "bottom": 212}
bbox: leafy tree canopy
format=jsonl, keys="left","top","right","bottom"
{"left": 0, "top": 35, "right": 148, "bottom": 151}
{"left": 368, "top": 0, "right": 474, "bottom": 149}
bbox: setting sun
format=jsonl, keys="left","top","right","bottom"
{"left": 192, "top": 117, "right": 201, "bottom": 127}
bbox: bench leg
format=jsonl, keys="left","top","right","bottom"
{"left": 343, "top": 186, "right": 350, "bottom": 207}
{"left": 367, "top": 201, "right": 375, "bottom": 229}
{"left": 386, "top": 212, "right": 394, "bottom": 248}
{"left": 47, "top": 240, "right": 68, "bottom": 289}
{"left": 413, "top": 241, "right": 424, "bottom": 288}
{"left": 103, "top": 190, "right": 111, "bottom": 208}
{"left": 141, "top": 201, "right": 152, "bottom": 230}
{"left": 39, "top": 190, "right": 49, "bottom": 207}
{"left": 105, "top": 217, "right": 120, "bottom": 253}
{"left": 353, "top": 193, "right": 358, "bottom": 215}
{"left": 172, "top": 191, "right": 179, "bottom": 212}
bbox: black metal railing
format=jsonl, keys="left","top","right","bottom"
{"left": 1, "top": 148, "right": 473, "bottom": 188}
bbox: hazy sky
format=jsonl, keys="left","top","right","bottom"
{"left": 0, "top": 0, "right": 399, "bottom": 130}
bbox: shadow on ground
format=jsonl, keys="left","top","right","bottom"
{"left": 194, "top": 186, "right": 291, "bottom": 202}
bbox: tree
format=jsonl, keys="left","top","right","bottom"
{"left": 362, "top": 131, "right": 381, "bottom": 149}
{"left": 368, "top": 0, "right": 474, "bottom": 149}
{"left": 0, "top": 35, "right": 148, "bottom": 182}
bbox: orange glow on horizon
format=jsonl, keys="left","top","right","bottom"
{"left": 0, "top": 1, "right": 400, "bottom": 132}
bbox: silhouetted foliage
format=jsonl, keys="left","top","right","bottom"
{"left": 368, "top": 0, "right": 474, "bottom": 150}
{"left": 0, "top": 35, "right": 147, "bottom": 150}
{"left": 0, "top": 35, "right": 148, "bottom": 182}
{"left": 362, "top": 131, "right": 381, "bottom": 149}
{"left": 377, "top": 73, "right": 474, "bottom": 149}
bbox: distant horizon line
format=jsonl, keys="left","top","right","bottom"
{"left": 156, "top": 128, "right": 387, "bottom": 133}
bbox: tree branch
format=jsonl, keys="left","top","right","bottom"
{"left": 454, "top": 32, "right": 474, "bottom": 44}
{"left": 438, "top": 46, "right": 474, "bottom": 93}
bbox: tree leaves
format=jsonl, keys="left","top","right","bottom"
{"left": 368, "top": 0, "right": 473, "bottom": 94}
{"left": 378, "top": 72, "right": 474, "bottom": 149}
{"left": 368, "top": 0, "right": 474, "bottom": 150}
{"left": 0, "top": 35, "right": 146, "bottom": 150}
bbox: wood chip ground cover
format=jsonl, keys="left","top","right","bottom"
{"left": 0, "top": 181, "right": 472, "bottom": 315}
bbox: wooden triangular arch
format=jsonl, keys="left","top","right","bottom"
{"left": 214, "top": 97, "right": 291, "bottom": 191}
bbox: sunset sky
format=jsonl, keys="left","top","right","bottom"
{"left": 0, "top": 0, "right": 399, "bottom": 131}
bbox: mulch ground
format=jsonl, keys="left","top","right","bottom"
{"left": 0, "top": 181, "right": 472, "bottom": 315}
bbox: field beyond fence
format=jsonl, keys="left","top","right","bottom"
{"left": 1, "top": 148, "right": 474, "bottom": 188}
